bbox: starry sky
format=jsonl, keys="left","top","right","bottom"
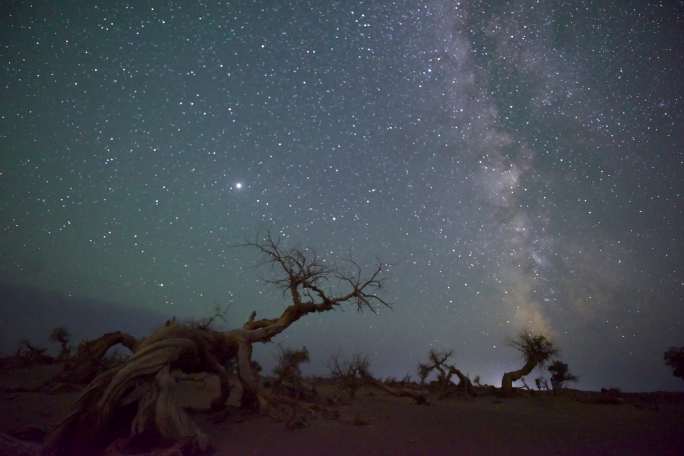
{"left": 1, "top": 0, "right": 683, "bottom": 391}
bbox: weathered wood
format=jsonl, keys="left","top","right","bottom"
{"left": 501, "top": 359, "right": 536, "bottom": 395}
{"left": 129, "top": 366, "right": 210, "bottom": 452}
{"left": 58, "top": 331, "right": 140, "bottom": 385}
{"left": 43, "top": 330, "right": 211, "bottom": 455}
{"left": 44, "top": 237, "right": 388, "bottom": 453}
{"left": 501, "top": 332, "right": 557, "bottom": 396}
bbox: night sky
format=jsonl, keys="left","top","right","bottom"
{"left": 2, "top": 1, "right": 683, "bottom": 391}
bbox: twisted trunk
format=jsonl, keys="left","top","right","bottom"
{"left": 45, "top": 307, "right": 316, "bottom": 454}
{"left": 129, "top": 365, "right": 209, "bottom": 451}
{"left": 501, "top": 359, "right": 537, "bottom": 396}
{"left": 57, "top": 341, "right": 70, "bottom": 361}
{"left": 434, "top": 365, "right": 452, "bottom": 396}
{"left": 242, "top": 299, "right": 337, "bottom": 343}
{"left": 43, "top": 238, "right": 389, "bottom": 453}
{"left": 236, "top": 338, "right": 262, "bottom": 410}
{"left": 59, "top": 331, "right": 140, "bottom": 384}
{"left": 45, "top": 272, "right": 382, "bottom": 452}
{"left": 78, "top": 331, "right": 138, "bottom": 359}
{"left": 43, "top": 327, "right": 230, "bottom": 455}
{"left": 451, "top": 368, "right": 474, "bottom": 396}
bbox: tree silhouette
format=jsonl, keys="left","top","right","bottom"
{"left": 501, "top": 331, "right": 557, "bottom": 395}
{"left": 49, "top": 327, "right": 71, "bottom": 360}
{"left": 44, "top": 233, "right": 390, "bottom": 455}
{"left": 329, "top": 353, "right": 371, "bottom": 399}
{"left": 417, "top": 349, "right": 472, "bottom": 397}
{"left": 58, "top": 331, "right": 139, "bottom": 385}
{"left": 273, "top": 346, "right": 314, "bottom": 399}
{"left": 547, "top": 360, "right": 578, "bottom": 392}
{"left": 15, "top": 339, "right": 52, "bottom": 365}
{"left": 329, "top": 352, "right": 425, "bottom": 404}
{"left": 664, "top": 346, "right": 684, "bottom": 380}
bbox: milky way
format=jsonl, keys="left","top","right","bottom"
{"left": 1, "top": 1, "right": 683, "bottom": 390}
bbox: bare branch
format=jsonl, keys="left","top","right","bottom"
{"left": 238, "top": 233, "right": 390, "bottom": 343}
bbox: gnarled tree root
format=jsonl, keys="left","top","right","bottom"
{"left": 43, "top": 336, "right": 210, "bottom": 456}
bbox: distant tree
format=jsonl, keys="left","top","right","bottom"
{"left": 418, "top": 349, "right": 448, "bottom": 385}
{"left": 547, "top": 360, "right": 578, "bottom": 392}
{"left": 274, "top": 346, "right": 309, "bottom": 379}
{"left": 49, "top": 326, "right": 71, "bottom": 359}
{"left": 501, "top": 331, "right": 557, "bottom": 395}
{"left": 329, "top": 352, "right": 426, "bottom": 404}
{"left": 534, "top": 377, "right": 551, "bottom": 392}
{"left": 15, "top": 340, "right": 53, "bottom": 365}
{"left": 664, "top": 347, "right": 684, "bottom": 380}
{"left": 417, "top": 349, "right": 472, "bottom": 396}
{"left": 329, "top": 353, "right": 370, "bottom": 399}
{"left": 273, "top": 346, "right": 314, "bottom": 399}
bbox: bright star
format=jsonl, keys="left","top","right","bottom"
{"left": 234, "top": 182, "right": 243, "bottom": 190}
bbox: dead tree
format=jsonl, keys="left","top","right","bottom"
{"left": 450, "top": 368, "right": 474, "bottom": 396}
{"left": 534, "top": 377, "right": 551, "bottom": 392}
{"left": 664, "top": 347, "right": 684, "bottom": 381}
{"left": 417, "top": 349, "right": 473, "bottom": 397}
{"left": 329, "top": 353, "right": 370, "bottom": 399}
{"left": 44, "top": 234, "right": 390, "bottom": 455}
{"left": 15, "top": 340, "right": 53, "bottom": 366}
{"left": 49, "top": 327, "right": 71, "bottom": 360}
{"left": 547, "top": 360, "right": 578, "bottom": 393}
{"left": 272, "top": 346, "right": 316, "bottom": 400}
{"left": 1, "top": 332, "right": 139, "bottom": 396}
{"left": 56, "top": 331, "right": 140, "bottom": 385}
{"left": 501, "top": 331, "right": 557, "bottom": 396}
{"left": 329, "top": 353, "right": 426, "bottom": 404}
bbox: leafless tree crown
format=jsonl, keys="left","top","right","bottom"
{"left": 245, "top": 232, "right": 390, "bottom": 313}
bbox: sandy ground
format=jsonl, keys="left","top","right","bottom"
{"left": 1, "top": 365, "right": 683, "bottom": 455}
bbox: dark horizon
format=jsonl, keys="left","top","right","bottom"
{"left": 1, "top": 280, "right": 681, "bottom": 393}
{"left": 2, "top": 1, "right": 683, "bottom": 394}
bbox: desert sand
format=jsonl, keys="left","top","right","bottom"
{"left": 1, "top": 363, "right": 682, "bottom": 455}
